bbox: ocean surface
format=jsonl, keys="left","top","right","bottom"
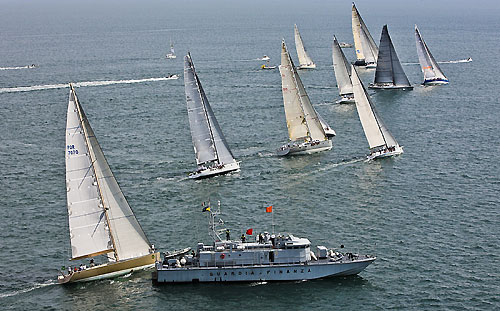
{"left": 1, "top": 0, "right": 499, "bottom": 309}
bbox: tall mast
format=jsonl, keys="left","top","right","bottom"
{"left": 71, "top": 85, "right": 119, "bottom": 261}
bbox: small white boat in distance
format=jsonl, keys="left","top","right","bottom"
{"left": 369, "top": 25, "right": 413, "bottom": 90}
{"left": 58, "top": 85, "right": 159, "bottom": 284}
{"left": 294, "top": 24, "right": 316, "bottom": 69}
{"left": 166, "top": 40, "right": 176, "bottom": 59}
{"left": 332, "top": 36, "right": 355, "bottom": 104}
{"left": 415, "top": 25, "right": 449, "bottom": 85}
{"left": 277, "top": 40, "right": 332, "bottom": 156}
{"left": 352, "top": 3, "right": 379, "bottom": 68}
{"left": 351, "top": 66, "right": 404, "bottom": 160}
{"left": 339, "top": 42, "right": 353, "bottom": 48}
{"left": 153, "top": 203, "right": 376, "bottom": 284}
{"left": 166, "top": 74, "right": 179, "bottom": 80}
{"left": 260, "top": 55, "right": 271, "bottom": 61}
{"left": 184, "top": 53, "right": 240, "bottom": 179}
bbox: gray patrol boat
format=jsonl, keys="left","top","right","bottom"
{"left": 153, "top": 203, "right": 375, "bottom": 284}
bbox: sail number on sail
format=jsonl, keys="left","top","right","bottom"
{"left": 67, "top": 144, "right": 79, "bottom": 155}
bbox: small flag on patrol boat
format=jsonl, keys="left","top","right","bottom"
{"left": 202, "top": 203, "right": 210, "bottom": 212}
{"left": 246, "top": 228, "right": 253, "bottom": 235}
{"left": 266, "top": 205, "right": 273, "bottom": 213}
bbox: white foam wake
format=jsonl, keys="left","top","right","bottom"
{"left": 0, "top": 65, "right": 37, "bottom": 70}
{"left": 0, "top": 280, "right": 56, "bottom": 298}
{"left": 0, "top": 76, "right": 177, "bottom": 94}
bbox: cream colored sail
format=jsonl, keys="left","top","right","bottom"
{"left": 351, "top": 66, "right": 398, "bottom": 150}
{"left": 280, "top": 41, "right": 326, "bottom": 142}
{"left": 294, "top": 24, "right": 315, "bottom": 68}
{"left": 66, "top": 86, "right": 152, "bottom": 262}
{"left": 352, "top": 3, "right": 378, "bottom": 65}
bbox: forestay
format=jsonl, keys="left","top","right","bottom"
{"left": 352, "top": 4, "right": 379, "bottom": 64}
{"left": 294, "top": 24, "right": 315, "bottom": 67}
{"left": 415, "top": 25, "right": 447, "bottom": 82}
{"left": 184, "top": 54, "right": 236, "bottom": 166}
{"left": 351, "top": 66, "right": 398, "bottom": 150}
{"left": 374, "top": 25, "right": 411, "bottom": 87}
{"left": 332, "top": 36, "right": 353, "bottom": 96}
{"left": 280, "top": 41, "right": 326, "bottom": 142}
{"left": 66, "top": 86, "right": 152, "bottom": 261}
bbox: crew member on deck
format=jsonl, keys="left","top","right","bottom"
{"left": 241, "top": 234, "right": 246, "bottom": 242}
{"left": 226, "top": 229, "right": 230, "bottom": 241}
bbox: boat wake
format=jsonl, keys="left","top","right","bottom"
{"left": 404, "top": 58, "right": 472, "bottom": 65}
{"left": 0, "top": 77, "right": 176, "bottom": 94}
{"left": 0, "top": 280, "right": 56, "bottom": 298}
{"left": 0, "top": 65, "right": 37, "bottom": 70}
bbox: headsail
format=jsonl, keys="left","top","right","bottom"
{"left": 184, "top": 54, "right": 237, "bottom": 166}
{"left": 352, "top": 3, "right": 379, "bottom": 65}
{"left": 332, "top": 36, "right": 353, "bottom": 96}
{"left": 294, "top": 24, "right": 316, "bottom": 68}
{"left": 66, "top": 86, "right": 152, "bottom": 261}
{"left": 280, "top": 40, "right": 327, "bottom": 142}
{"left": 415, "top": 25, "right": 448, "bottom": 83}
{"left": 374, "top": 25, "right": 411, "bottom": 87}
{"left": 351, "top": 66, "right": 399, "bottom": 150}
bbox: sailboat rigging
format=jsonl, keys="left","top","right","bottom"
{"left": 58, "top": 85, "right": 159, "bottom": 284}
{"left": 184, "top": 53, "right": 240, "bottom": 178}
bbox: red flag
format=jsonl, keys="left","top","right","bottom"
{"left": 246, "top": 228, "right": 253, "bottom": 235}
{"left": 266, "top": 206, "right": 273, "bottom": 213}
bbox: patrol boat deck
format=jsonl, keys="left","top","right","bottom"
{"left": 153, "top": 204, "right": 375, "bottom": 284}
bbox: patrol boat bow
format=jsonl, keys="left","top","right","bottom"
{"left": 153, "top": 203, "right": 375, "bottom": 284}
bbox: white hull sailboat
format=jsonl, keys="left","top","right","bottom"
{"left": 351, "top": 66, "right": 403, "bottom": 160}
{"left": 59, "top": 85, "right": 159, "bottom": 284}
{"left": 370, "top": 25, "right": 413, "bottom": 90}
{"left": 332, "top": 36, "right": 355, "bottom": 104}
{"left": 184, "top": 53, "right": 240, "bottom": 179}
{"left": 415, "top": 25, "right": 449, "bottom": 85}
{"left": 294, "top": 24, "right": 316, "bottom": 69}
{"left": 352, "top": 3, "right": 379, "bottom": 68}
{"left": 166, "top": 40, "right": 176, "bottom": 59}
{"left": 277, "top": 40, "right": 333, "bottom": 156}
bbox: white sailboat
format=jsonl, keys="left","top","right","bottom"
{"left": 351, "top": 66, "right": 403, "bottom": 160}
{"left": 352, "top": 3, "right": 379, "bottom": 68}
{"left": 184, "top": 53, "right": 240, "bottom": 179}
{"left": 294, "top": 24, "right": 316, "bottom": 69}
{"left": 277, "top": 40, "right": 333, "bottom": 156}
{"left": 415, "top": 25, "right": 449, "bottom": 85}
{"left": 332, "top": 36, "right": 355, "bottom": 104}
{"left": 370, "top": 25, "right": 413, "bottom": 90}
{"left": 166, "top": 40, "right": 176, "bottom": 59}
{"left": 58, "top": 85, "right": 159, "bottom": 284}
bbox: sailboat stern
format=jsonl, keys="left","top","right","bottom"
{"left": 367, "top": 145, "right": 403, "bottom": 160}
{"left": 277, "top": 139, "right": 332, "bottom": 156}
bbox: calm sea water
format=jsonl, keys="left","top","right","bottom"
{"left": 1, "top": 0, "right": 499, "bottom": 309}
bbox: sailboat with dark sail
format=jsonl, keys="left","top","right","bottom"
{"left": 332, "top": 35, "right": 355, "bottom": 104}
{"left": 184, "top": 53, "right": 240, "bottom": 179}
{"left": 370, "top": 25, "right": 413, "bottom": 90}
{"left": 351, "top": 66, "right": 403, "bottom": 160}
{"left": 415, "top": 25, "right": 449, "bottom": 85}
{"left": 352, "top": 3, "right": 379, "bottom": 68}
{"left": 277, "top": 40, "right": 333, "bottom": 156}
{"left": 58, "top": 85, "right": 159, "bottom": 284}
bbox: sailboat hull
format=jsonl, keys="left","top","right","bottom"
{"left": 297, "top": 64, "right": 316, "bottom": 69}
{"left": 423, "top": 79, "right": 449, "bottom": 85}
{"left": 277, "top": 140, "right": 332, "bottom": 156}
{"left": 336, "top": 95, "right": 355, "bottom": 104}
{"left": 367, "top": 145, "right": 404, "bottom": 160}
{"left": 189, "top": 161, "right": 240, "bottom": 179}
{"left": 58, "top": 252, "right": 160, "bottom": 284}
{"left": 368, "top": 83, "right": 413, "bottom": 90}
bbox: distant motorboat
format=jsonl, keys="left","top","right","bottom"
{"left": 339, "top": 42, "right": 353, "bottom": 48}
{"left": 260, "top": 55, "right": 271, "bottom": 61}
{"left": 415, "top": 25, "right": 449, "bottom": 85}
{"left": 369, "top": 25, "right": 413, "bottom": 90}
{"left": 351, "top": 66, "right": 404, "bottom": 160}
{"left": 277, "top": 40, "right": 333, "bottom": 156}
{"left": 294, "top": 24, "right": 316, "bottom": 69}
{"left": 261, "top": 64, "right": 276, "bottom": 70}
{"left": 165, "top": 74, "right": 179, "bottom": 80}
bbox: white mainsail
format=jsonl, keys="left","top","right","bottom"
{"left": 352, "top": 3, "right": 379, "bottom": 65}
{"left": 294, "top": 24, "right": 316, "bottom": 68}
{"left": 184, "top": 53, "right": 237, "bottom": 167}
{"left": 351, "top": 65, "right": 399, "bottom": 150}
{"left": 66, "top": 86, "right": 152, "bottom": 261}
{"left": 415, "top": 25, "right": 448, "bottom": 83}
{"left": 280, "top": 40, "right": 327, "bottom": 142}
{"left": 332, "top": 36, "right": 353, "bottom": 96}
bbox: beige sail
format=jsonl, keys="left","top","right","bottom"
{"left": 294, "top": 24, "right": 316, "bottom": 68}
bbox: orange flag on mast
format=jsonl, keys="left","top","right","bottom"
{"left": 266, "top": 205, "right": 273, "bottom": 213}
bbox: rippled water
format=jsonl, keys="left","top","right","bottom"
{"left": 1, "top": 0, "right": 499, "bottom": 310}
